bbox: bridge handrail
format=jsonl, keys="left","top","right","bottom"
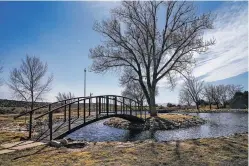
{"left": 34, "top": 95, "right": 139, "bottom": 120}
{"left": 13, "top": 96, "right": 91, "bottom": 119}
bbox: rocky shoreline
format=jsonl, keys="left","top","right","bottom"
{"left": 103, "top": 114, "right": 206, "bottom": 131}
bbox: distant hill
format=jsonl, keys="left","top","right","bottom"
{"left": 0, "top": 99, "right": 50, "bottom": 108}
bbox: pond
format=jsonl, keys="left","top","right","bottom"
{"left": 66, "top": 113, "right": 248, "bottom": 142}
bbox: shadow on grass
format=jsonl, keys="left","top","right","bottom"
{"left": 175, "top": 140, "right": 181, "bottom": 159}
{"left": 12, "top": 145, "right": 55, "bottom": 160}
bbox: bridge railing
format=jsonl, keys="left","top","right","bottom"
{"left": 14, "top": 95, "right": 146, "bottom": 141}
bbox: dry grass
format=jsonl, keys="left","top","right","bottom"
{"left": 144, "top": 113, "right": 198, "bottom": 123}
{"left": 158, "top": 114, "right": 194, "bottom": 122}
{"left": 0, "top": 131, "right": 27, "bottom": 145}
{"left": 0, "top": 133, "right": 247, "bottom": 166}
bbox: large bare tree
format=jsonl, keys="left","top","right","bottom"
{"left": 182, "top": 76, "right": 204, "bottom": 110}
{"left": 89, "top": 1, "right": 214, "bottom": 116}
{"left": 8, "top": 55, "right": 53, "bottom": 110}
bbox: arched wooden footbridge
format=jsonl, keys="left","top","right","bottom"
{"left": 14, "top": 95, "right": 147, "bottom": 142}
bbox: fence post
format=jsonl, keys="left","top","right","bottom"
{"left": 83, "top": 100, "right": 86, "bottom": 123}
{"left": 77, "top": 98, "right": 80, "bottom": 118}
{"left": 106, "top": 96, "right": 109, "bottom": 116}
{"left": 69, "top": 104, "right": 71, "bottom": 131}
{"left": 48, "top": 104, "right": 52, "bottom": 141}
{"left": 64, "top": 100, "right": 66, "bottom": 122}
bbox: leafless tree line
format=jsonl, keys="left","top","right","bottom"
{"left": 56, "top": 92, "right": 75, "bottom": 103}
{"left": 179, "top": 76, "right": 243, "bottom": 110}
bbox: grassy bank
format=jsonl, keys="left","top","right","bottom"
{"left": 0, "top": 132, "right": 247, "bottom": 166}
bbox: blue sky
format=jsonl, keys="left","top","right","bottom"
{"left": 0, "top": 1, "right": 248, "bottom": 104}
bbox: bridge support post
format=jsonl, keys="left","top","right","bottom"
{"left": 96, "top": 97, "right": 98, "bottom": 119}
{"left": 89, "top": 98, "right": 91, "bottom": 116}
{"left": 83, "top": 100, "right": 86, "bottom": 123}
{"left": 69, "top": 104, "right": 71, "bottom": 131}
{"left": 99, "top": 97, "right": 101, "bottom": 114}
{"left": 123, "top": 98, "right": 125, "bottom": 114}
{"left": 64, "top": 100, "right": 66, "bottom": 122}
{"left": 106, "top": 96, "right": 109, "bottom": 116}
{"left": 120, "top": 103, "right": 122, "bottom": 114}
{"left": 28, "top": 111, "right": 33, "bottom": 139}
{"left": 48, "top": 104, "right": 52, "bottom": 141}
{"left": 114, "top": 96, "right": 117, "bottom": 115}
{"left": 77, "top": 98, "right": 80, "bottom": 118}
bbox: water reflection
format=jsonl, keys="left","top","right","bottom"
{"left": 66, "top": 113, "right": 248, "bottom": 142}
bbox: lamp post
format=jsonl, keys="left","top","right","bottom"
{"left": 84, "top": 68, "right": 86, "bottom": 97}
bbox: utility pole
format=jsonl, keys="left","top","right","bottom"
{"left": 84, "top": 68, "right": 86, "bottom": 97}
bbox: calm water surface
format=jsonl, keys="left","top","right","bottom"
{"left": 66, "top": 113, "right": 248, "bottom": 142}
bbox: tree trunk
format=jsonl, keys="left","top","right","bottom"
{"left": 149, "top": 89, "right": 157, "bottom": 117}
{"left": 196, "top": 103, "right": 199, "bottom": 110}
{"left": 149, "top": 96, "right": 157, "bottom": 116}
{"left": 216, "top": 103, "right": 219, "bottom": 109}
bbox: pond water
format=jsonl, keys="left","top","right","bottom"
{"left": 66, "top": 113, "right": 248, "bottom": 142}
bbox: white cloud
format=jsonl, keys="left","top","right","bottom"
{"left": 193, "top": 2, "right": 248, "bottom": 82}
{"left": 86, "top": 1, "right": 120, "bottom": 20}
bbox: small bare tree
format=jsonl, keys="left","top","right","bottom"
{"left": 179, "top": 88, "right": 192, "bottom": 107}
{"left": 203, "top": 84, "right": 213, "bottom": 109}
{"left": 8, "top": 55, "right": 53, "bottom": 110}
{"left": 227, "top": 84, "right": 243, "bottom": 101}
{"left": 89, "top": 1, "right": 214, "bottom": 116}
{"left": 209, "top": 85, "right": 222, "bottom": 109}
{"left": 182, "top": 76, "right": 204, "bottom": 110}
{"left": 56, "top": 92, "right": 75, "bottom": 103}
